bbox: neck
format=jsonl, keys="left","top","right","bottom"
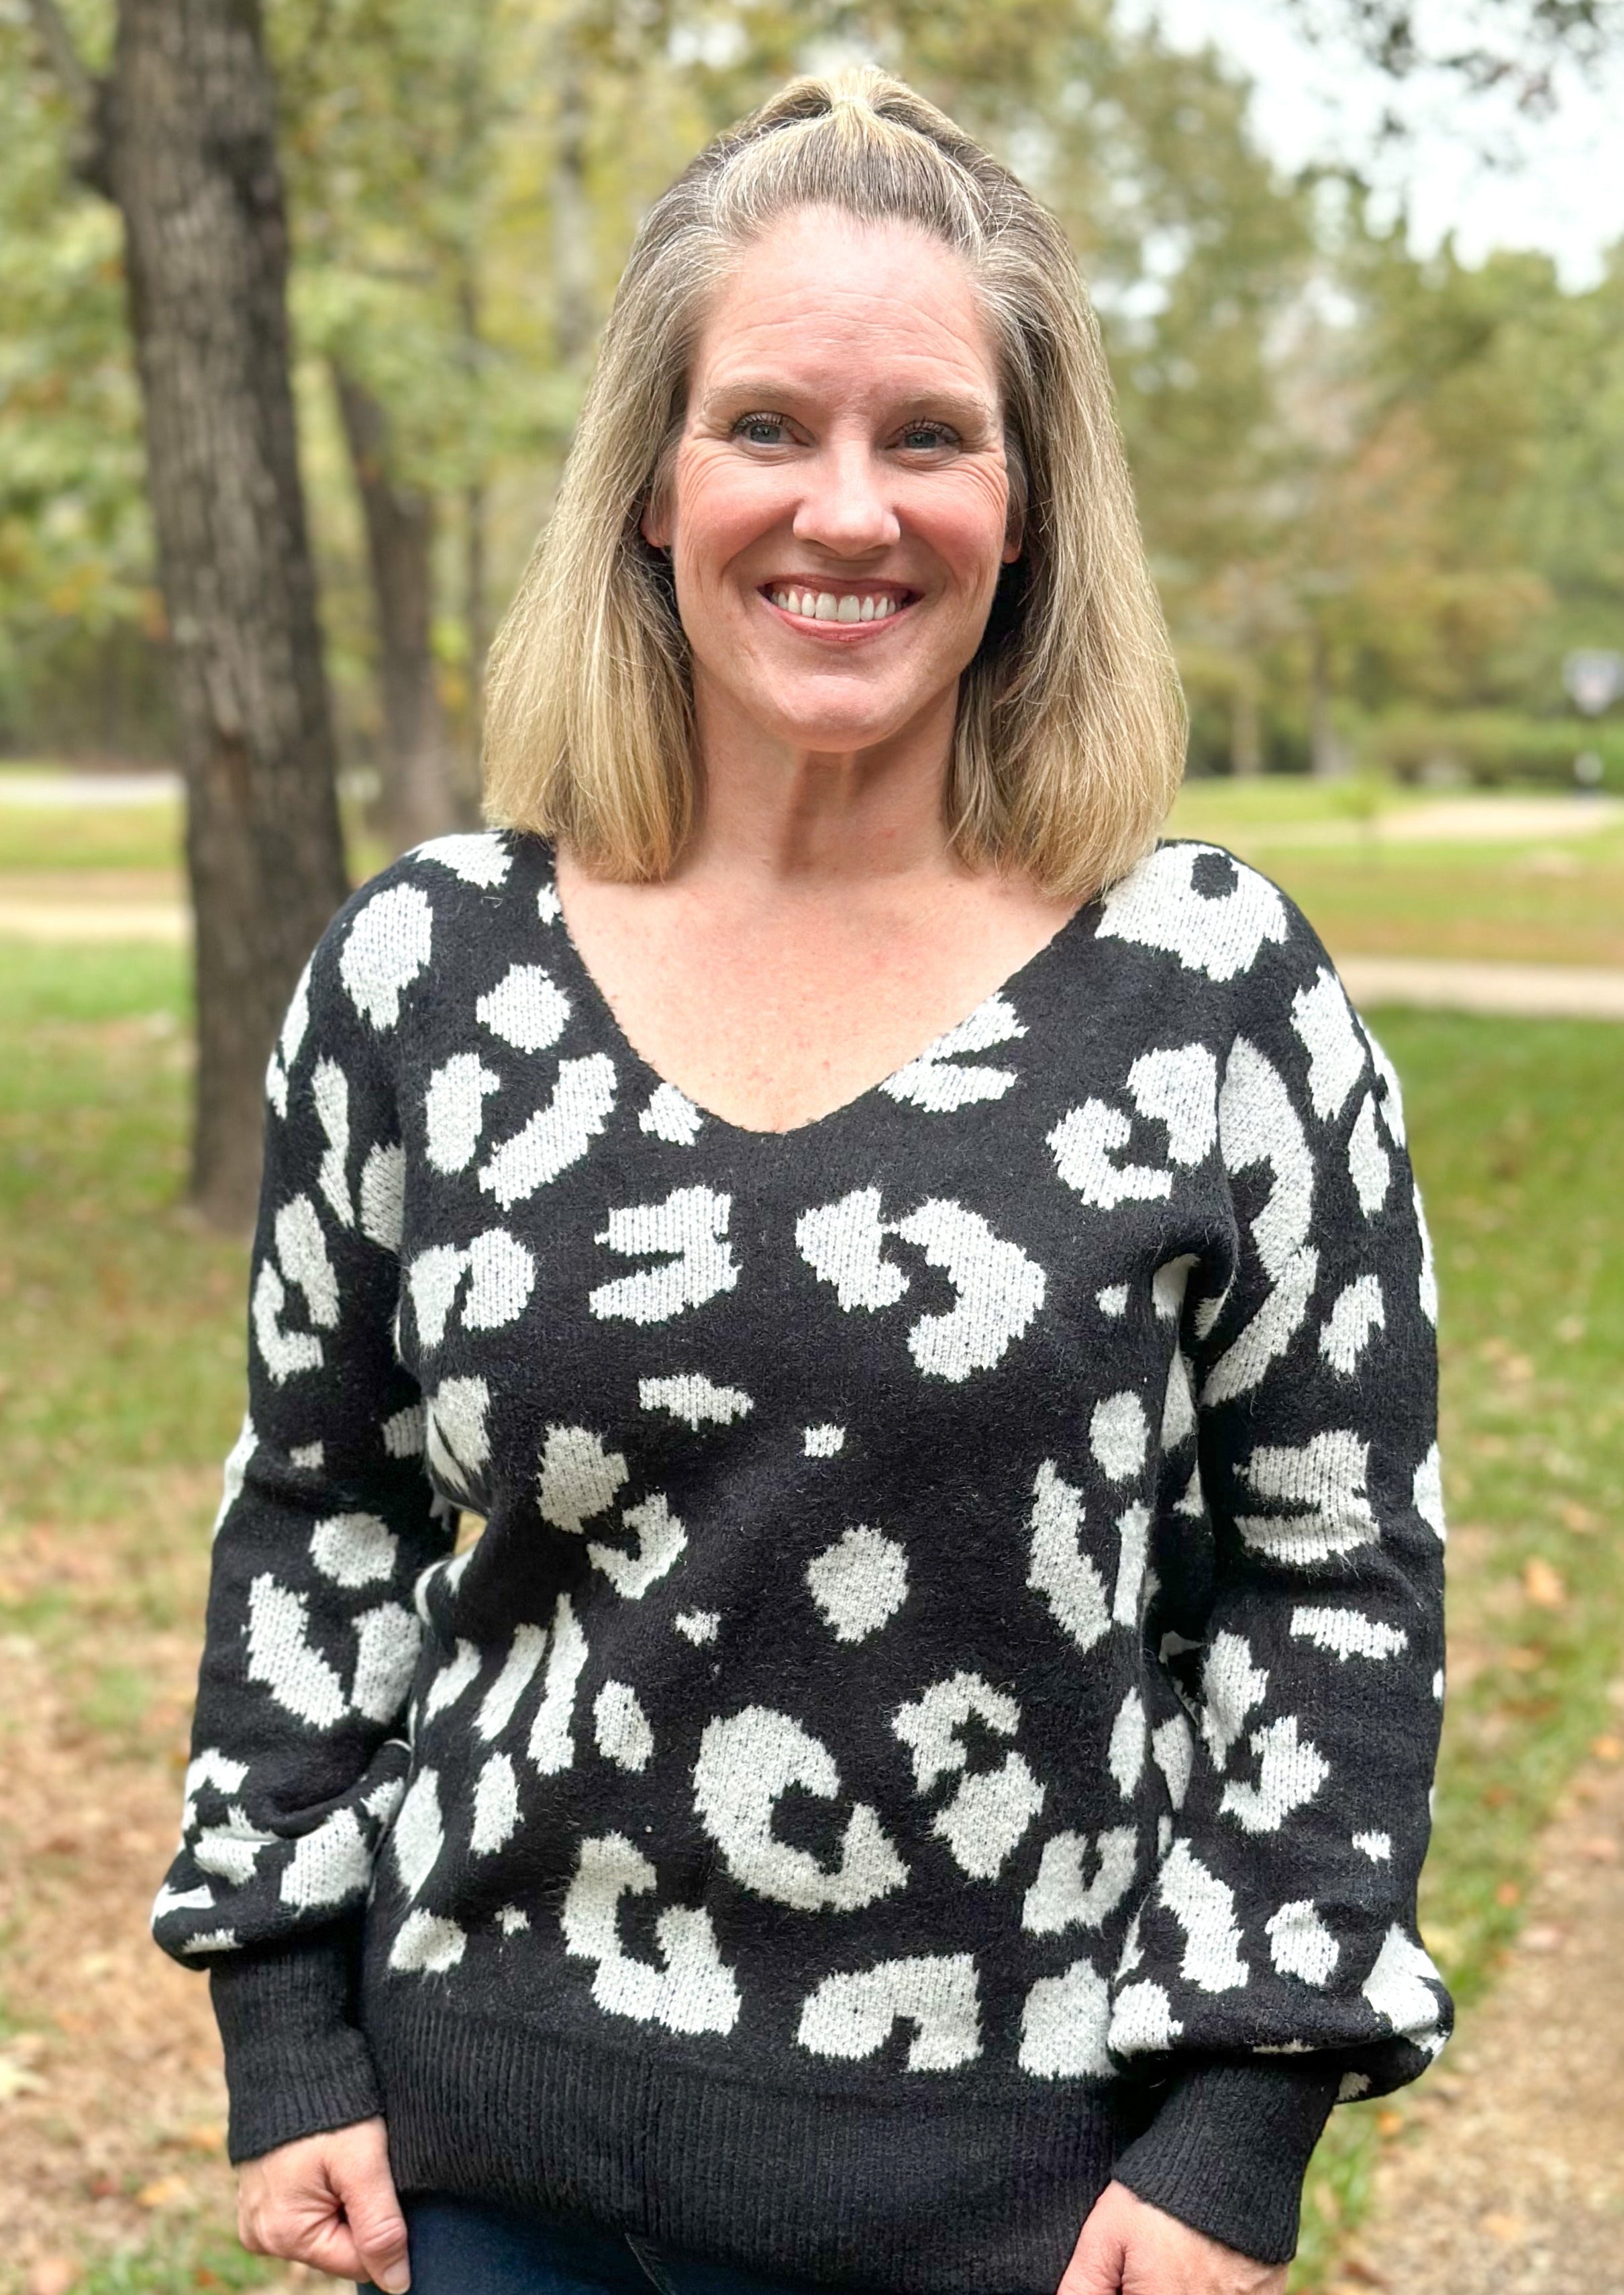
{"left": 674, "top": 671, "right": 966, "bottom": 893}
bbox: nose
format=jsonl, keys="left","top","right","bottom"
{"left": 791, "top": 440, "right": 901, "bottom": 557}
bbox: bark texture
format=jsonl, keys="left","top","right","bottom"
{"left": 106, "top": 0, "right": 349, "bottom": 1228}
{"left": 332, "top": 364, "right": 470, "bottom": 851}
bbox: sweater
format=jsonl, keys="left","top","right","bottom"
{"left": 152, "top": 829, "right": 1451, "bottom": 2290}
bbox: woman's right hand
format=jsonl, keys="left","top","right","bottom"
{"left": 236, "top": 2115, "right": 411, "bottom": 2290}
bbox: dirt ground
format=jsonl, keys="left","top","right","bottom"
{"left": 0, "top": 1486, "right": 309, "bottom": 2295}
{"left": 1330, "top": 1713, "right": 1624, "bottom": 2295}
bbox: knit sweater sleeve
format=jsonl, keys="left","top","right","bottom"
{"left": 150, "top": 883, "right": 455, "bottom": 2163}
{"left": 1107, "top": 919, "right": 1451, "bottom": 2261}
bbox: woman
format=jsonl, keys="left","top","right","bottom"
{"left": 152, "top": 70, "right": 1450, "bottom": 2295}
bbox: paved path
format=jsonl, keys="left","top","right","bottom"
{"left": 1333, "top": 1721, "right": 1624, "bottom": 2294}
{"left": 1337, "top": 954, "right": 1624, "bottom": 1020}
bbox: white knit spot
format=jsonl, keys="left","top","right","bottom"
{"left": 389, "top": 1910, "right": 466, "bottom": 1973}
{"left": 423, "top": 1639, "right": 481, "bottom": 1719}
{"left": 1291, "top": 969, "right": 1367, "bottom": 1121}
{"left": 640, "top": 1083, "right": 703, "bottom": 1144}
{"left": 194, "top": 1810, "right": 271, "bottom": 1887}
{"left": 593, "top": 1679, "right": 654, "bottom": 1771}
{"left": 891, "top": 1199, "right": 1046, "bottom": 1381}
{"left": 359, "top": 1140, "right": 405, "bottom": 1251}
{"left": 591, "top": 1186, "right": 738, "bottom": 1323}
{"left": 1096, "top": 1283, "right": 1129, "bottom": 1317}
{"left": 1113, "top": 1504, "right": 1152, "bottom": 1626}
{"left": 562, "top": 1833, "right": 740, "bottom": 2035}
{"left": 476, "top": 964, "right": 571, "bottom": 1053}
{"left": 1339, "top": 2071, "right": 1373, "bottom": 2101}
{"left": 893, "top": 1671, "right": 1046, "bottom": 1879}
{"left": 536, "top": 883, "right": 562, "bottom": 924}
{"left": 1320, "top": 1274, "right": 1386, "bottom": 1373}
{"left": 480, "top": 1055, "right": 617, "bottom": 1208}
{"left": 803, "top": 1423, "right": 846, "bottom": 1456}
{"left": 674, "top": 1610, "right": 720, "bottom": 1645}
{"left": 391, "top": 1768, "right": 444, "bottom": 1899}
{"left": 382, "top": 1404, "right": 426, "bottom": 1459}
{"left": 1220, "top": 1715, "right": 1330, "bottom": 1835}
{"left": 341, "top": 883, "right": 433, "bottom": 1028}
{"left": 538, "top": 1424, "right": 627, "bottom": 1532}
{"left": 1127, "top": 1043, "right": 1219, "bottom": 1165}
{"left": 425, "top": 1054, "right": 503, "bottom": 1173}
{"left": 1161, "top": 1347, "right": 1197, "bottom": 1450}
{"left": 411, "top": 830, "right": 511, "bottom": 887}
{"left": 213, "top": 1416, "right": 256, "bottom": 1539}
{"left": 312, "top": 1058, "right": 354, "bottom": 1227}
{"left": 1027, "top": 1462, "right": 1111, "bottom": 1653}
{"left": 1348, "top": 1093, "right": 1392, "bottom": 1216}
{"left": 1201, "top": 1632, "right": 1271, "bottom": 1765}
{"left": 1290, "top": 1607, "right": 1409, "bottom": 1663}
{"left": 310, "top": 1511, "right": 397, "bottom": 1588}
{"left": 497, "top": 1903, "right": 530, "bottom": 1935}
{"left": 280, "top": 1807, "right": 371, "bottom": 1910}
{"left": 638, "top": 1373, "right": 753, "bottom": 1428}
{"left": 1151, "top": 1713, "right": 1194, "bottom": 1809}
{"left": 1097, "top": 844, "right": 1288, "bottom": 981}
{"left": 880, "top": 993, "right": 1024, "bottom": 1112}
{"left": 476, "top": 1622, "right": 548, "bottom": 1741}
{"left": 528, "top": 1592, "right": 589, "bottom": 1775}
{"left": 266, "top": 956, "right": 312, "bottom": 1118}
{"left": 694, "top": 1706, "right": 907, "bottom": 1912}
{"left": 1160, "top": 1837, "right": 1248, "bottom": 1991}
{"left": 1237, "top": 1430, "right": 1380, "bottom": 1565}
{"left": 795, "top": 1188, "right": 910, "bottom": 1310}
{"left": 1108, "top": 1690, "right": 1148, "bottom": 1797}
{"left": 246, "top": 1575, "right": 347, "bottom": 1727}
{"left": 1354, "top": 1830, "right": 1392, "bottom": 1863}
{"left": 1362, "top": 1925, "right": 1446, "bottom": 2055}
{"left": 806, "top": 1526, "right": 909, "bottom": 1644}
{"left": 1090, "top": 1391, "right": 1149, "bottom": 1482}
{"left": 407, "top": 1230, "right": 535, "bottom": 1347}
{"left": 426, "top": 1377, "right": 491, "bottom": 1502}
{"left": 471, "top": 1752, "right": 521, "bottom": 1854}
{"left": 1021, "top": 1828, "right": 1138, "bottom": 1935}
{"left": 350, "top": 1603, "right": 421, "bottom": 1722}
{"left": 1266, "top": 1900, "right": 1339, "bottom": 1986}
{"left": 1110, "top": 1980, "right": 1183, "bottom": 2056}
{"left": 797, "top": 1954, "right": 980, "bottom": 2070}
{"left": 1048, "top": 1100, "right": 1170, "bottom": 1209}
{"left": 1203, "top": 1038, "right": 1317, "bottom": 1405}
{"left": 1415, "top": 1182, "right": 1438, "bottom": 1324}
{"left": 1018, "top": 1957, "right": 1112, "bottom": 2078}
{"left": 589, "top": 1492, "right": 687, "bottom": 1599}
{"left": 1413, "top": 1443, "right": 1446, "bottom": 1541}
{"left": 289, "top": 1441, "right": 324, "bottom": 1471}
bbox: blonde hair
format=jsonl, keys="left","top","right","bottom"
{"left": 482, "top": 69, "right": 1186, "bottom": 900}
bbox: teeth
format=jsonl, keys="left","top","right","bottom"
{"left": 770, "top": 589, "right": 901, "bottom": 622}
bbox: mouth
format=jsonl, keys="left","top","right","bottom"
{"left": 759, "top": 581, "right": 919, "bottom": 633}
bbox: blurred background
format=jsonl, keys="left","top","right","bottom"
{"left": 1, "top": 0, "right": 1622, "bottom": 2289}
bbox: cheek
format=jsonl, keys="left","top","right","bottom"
{"left": 904, "top": 471, "right": 1013, "bottom": 597}
{"left": 670, "top": 454, "right": 791, "bottom": 583}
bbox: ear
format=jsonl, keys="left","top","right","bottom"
{"left": 1001, "top": 508, "right": 1024, "bottom": 565}
{"left": 640, "top": 493, "right": 672, "bottom": 551}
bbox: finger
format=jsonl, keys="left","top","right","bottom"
{"left": 1058, "top": 2222, "right": 1123, "bottom": 2295}
{"left": 346, "top": 2191, "right": 411, "bottom": 2294}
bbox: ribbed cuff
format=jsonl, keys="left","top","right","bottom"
{"left": 1112, "top": 2058, "right": 1339, "bottom": 2264}
{"left": 209, "top": 1935, "right": 383, "bottom": 2164}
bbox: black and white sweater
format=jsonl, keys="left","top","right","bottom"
{"left": 153, "top": 830, "right": 1450, "bottom": 2289}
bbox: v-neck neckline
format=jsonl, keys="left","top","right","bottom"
{"left": 531, "top": 838, "right": 1102, "bottom": 1145}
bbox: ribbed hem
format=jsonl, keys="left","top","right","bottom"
{"left": 211, "top": 1937, "right": 383, "bottom": 2163}
{"left": 367, "top": 1992, "right": 1132, "bottom": 2294}
{"left": 1112, "top": 2058, "right": 1339, "bottom": 2264}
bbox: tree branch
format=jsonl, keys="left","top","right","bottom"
{"left": 23, "top": 0, "right": 113, "bottom": 195}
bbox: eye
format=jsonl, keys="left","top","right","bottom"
{"left": 896, "top": 420, "right": 958, "bottom": 452}
{"left": 731, "top": 411, "right": 794, "bottom": 447}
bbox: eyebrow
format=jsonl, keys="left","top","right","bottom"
{"left": 698, "top": 380, "right": 1001, "bottom": 430}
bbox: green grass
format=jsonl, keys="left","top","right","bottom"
{"left": 62, "top": 2228, "right": 282, "bottom": 2292}
{"left": 2, "top": 937, "right": 1622, "bottom": 2287}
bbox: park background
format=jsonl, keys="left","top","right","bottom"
{"left": 1, "top": 0, "right": 1623, "bottom": 2288}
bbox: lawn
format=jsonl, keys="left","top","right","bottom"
{"left": 1, "top": 781, "right": 1621, "bottom": 2288}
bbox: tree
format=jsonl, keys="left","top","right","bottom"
{"left": 24, "top": 0, "right": 350, "bottom": 1229}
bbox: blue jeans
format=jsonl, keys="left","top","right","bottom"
{"left": 358, "top": 2193, "right": 837, "bottom": 2295}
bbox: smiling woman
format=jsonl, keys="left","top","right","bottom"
{"left": 153, "top": 68, "right": 1452, "bottom": 2295}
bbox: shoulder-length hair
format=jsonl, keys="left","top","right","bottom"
{"left": 482, "top": 68, "right": 1186, "bottom": 901}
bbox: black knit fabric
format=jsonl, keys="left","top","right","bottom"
{"left": 154, "top": 830, "right": 1450, "bottom": 2286}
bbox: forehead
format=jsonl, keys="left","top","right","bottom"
{"left": 689, "top": 208, "right": 1001, "bottom": 409}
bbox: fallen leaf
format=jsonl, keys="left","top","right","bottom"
{"left": 1593, "top": 1735, "right": 1622, "bottom": 1763}
{"left": 0, "top": 2055, "right": 46, "bottom": 2102}
{"left": 1521, "top": 1557, "right": 1567, "bottom": 1609}
{"left": 1482, "top": 2210, "right": 1527, "bottom": 2244}
{"left": 1375, "top": 2108, "right": 1405, "bottom": 2138}
{"left": 182, "top": 2121, "right": 225, "bottom": 2153}
{"left": 1494, "top": 1880, "right": 1521, "bottom": 1907}
{"left": 1578, "top": 1834, "right": 1620, "bottom": 1862}
{"left": 26, "top": 2259, "right": 79, "bottom": 2295}
{"left": 1517, "top": 1923, "right": 1564, "bottom": 1953}
{"left": 1559, "top": 1500, "right": 1597, "bottom": 1532}
{"left": 134, "top": 2173, "right": 189, "bottom": 2208}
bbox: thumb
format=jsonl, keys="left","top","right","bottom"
{"left": 349, "top": 2190, "right": 412, "bottom": 2294}
{"left": 1058, "top": 2214, "right": 1124, "bottom": 2295}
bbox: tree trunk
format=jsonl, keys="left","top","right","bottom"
{"left": 103, "top": 0, "right": 349, "bottom": 1229}
{"left": 1308, "top": 622, "right": 1346, "bottom": 779}
{"left": 332, "top": 363, "right": 469, "bottom": 851}
{"left": 1229, "top": 665, "right": 1263, "bottom": 777}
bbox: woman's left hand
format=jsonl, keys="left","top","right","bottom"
{"left": 1058, "top": 2181, "right": 1289, "bottom": 2295}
